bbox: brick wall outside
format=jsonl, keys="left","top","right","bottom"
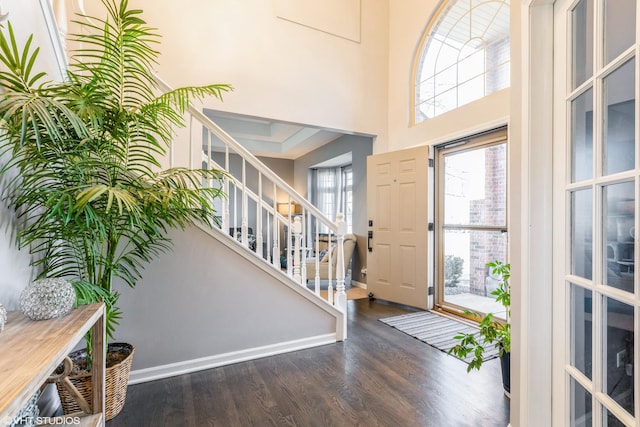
{"left": 468, "top": 144, "right": 507, "bottom": 296}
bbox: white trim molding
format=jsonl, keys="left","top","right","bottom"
{"left": 515, "top": 1, "right": 555, "bottom": 426}
{"left": 350, "top": 280, "right": 367, "bottom": 289}
{"left": 129, "top": 333, "right": 337, "bottom": 385}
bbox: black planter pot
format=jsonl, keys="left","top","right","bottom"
{"left": 500, "top": 351, "right": 511, "bottom": 398}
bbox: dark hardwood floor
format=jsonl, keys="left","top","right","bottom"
{"left": 106, "top": 299, "right": 510, "bottom": 427}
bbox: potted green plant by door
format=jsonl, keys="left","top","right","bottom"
{"left": 0, "top": 0, "right": 230, "bottom": 419}
{"left": 449, "top": 260, "right": 511, "bottom": 396}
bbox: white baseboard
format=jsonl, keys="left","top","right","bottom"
{"left": 350, "top": 280, "right": 367, "bottom": 289}
{"left": 128, "top": 333, "right": 337, "bottom": 385}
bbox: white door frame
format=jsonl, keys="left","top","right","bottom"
{"left": 515, "top": 1, "right": 556, "bottom": 426}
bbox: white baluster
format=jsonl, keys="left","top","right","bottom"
{"left": 314, "top": 226, "right": 320, "bottom": 294}
{"left": 241, "top": 158, "right": 248, "bottom": 247}
{"left": 334, "top": 213, "right": 347, "bottom": 314}
{"left": 256, "top": 173, "right": 263, "bottom": 256}
{"left": 272, "top": 183, "right": 279, "bottom": 267}
{"left": 222, "top": 146, "right": 230, "bottom": 233}
{"left": 300, "top": 208, "right": 307, "bottom": 282}
{"left": 328, "top": 280, "right": 334, "bottom": 305}
{"left": 266, "top": 213, "right": 271, "bottom": 261}
{"left": 292, "top": 216, "right": 302, "bottom": 284}
{"left": 233, "top": 181, "right": 237, "bottom": 236}
{"left": 286, "top": 203, "right": 293, "bottom": 276}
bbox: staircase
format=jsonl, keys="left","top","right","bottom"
{"left": 34, "top": 1, "right": 348, "bottom": 378}
{"left": 154, "top": 76, "right": 349, "bottom": 340}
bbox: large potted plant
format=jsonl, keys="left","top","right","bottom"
{"left": 448, "top": 260, "right": 511, "bottom": 396}
{"left": 0, "top": 0, "right": 230, "bottom": 419}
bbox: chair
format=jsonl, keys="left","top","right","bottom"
{"left": 305, "top": 234, "right": 357, "bottom": 281}
{"left": 229, "top": 227, "right": 256, "bottom": 251}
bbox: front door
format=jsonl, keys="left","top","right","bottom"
{"left": 366, "top": 146, "right": 429, "bottom": 309}
{"left": 435, "top": 129, "right": 508, "bottom": 320}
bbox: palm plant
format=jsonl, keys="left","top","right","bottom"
{"left": 448, "top": 260, "right": 511, "bottom": 372}
{"left": 0, "top": 0, "right": 231, "bottom": 342}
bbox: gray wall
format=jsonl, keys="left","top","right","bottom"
{"left": 114, "top": 225, "right": 336, "bottom": 371}
{"left": 293, "top": 135, "right": 373, "bottom": 285}
{"left": 260, "top": 156, "right": 295, "bottom": 184}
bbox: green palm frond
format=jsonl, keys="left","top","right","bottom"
{"left": 0, "top": 22, "right": 44, "bottom": 92}
{"left": 152, "top": 85, "right": 234, "bottom": 115}
{"left": 0, "top": 0, "right": 230, "bottom": 346}
{"left": 70, "top": 0, "right": 160, "bottom": 110}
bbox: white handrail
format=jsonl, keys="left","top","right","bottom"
{"left": 155, "top": 74, "right": 347, "bottom": 318}
{"left": 154, "top": 75, "right": 337, "bottom": 235}
{"left": 51, "top": 1, "right": 348, "bottom": 334}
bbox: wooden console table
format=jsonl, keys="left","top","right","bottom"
{"left": 0, "top": 303, "right": 106, "bottom": 427}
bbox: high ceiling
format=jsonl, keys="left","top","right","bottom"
{"left": 203, "top": 109, "right": 347, "bottom": 160}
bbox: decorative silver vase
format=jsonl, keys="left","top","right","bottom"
{"left": 19, "top": 278, "right": 75, "bottom": 321}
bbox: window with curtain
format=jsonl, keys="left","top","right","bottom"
{"left": 414, "top": 0, "right": 510, "bottom": 123}
{"left": 309, "top": 165, "right": 353, "bottom": 233}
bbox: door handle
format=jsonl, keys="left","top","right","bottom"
{"left": 368, "top": 231, "right": 373, "bottom": 252}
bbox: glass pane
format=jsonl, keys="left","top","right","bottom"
{"left": 603, "top": 407, "right": 627, "bottom": 427}
{"left": 417, "top": 100, "right": 434, "bottom": 121}
{"left": 603, "top": 58, "right": 635, "bottom": 176}
{"left": 434, "top": 88, "right": 457, "bottom": 117}
{"left": 571, "top": 189, "right": 593, "bottom": 280}
{"left": 572, "top": 0, "right": 594, "bottom": 89}
{"left": 417, "top": 77, "right": 435, "bottom": 105}
{"left": 603, "top": 182, "right": 635, "bottom": 293}
{"left": 603, "top": 296, "right": 634, "bottom": 415}
{"left": 571, "top": 88, "right": 594, "bottom": 182}
{"left": 458, "top": 76, "right": 484, "bottom": 107}
{"left": 459, "top": 50, "right": 484, "bottom": 82}
{"left": 435, "top": 42, "right": 459, "bottom": 74}
{"left": 571, "top": 284, "right": 593, "bottom": 378}
{"left": 443, "top": 229, "right": 507, "bottom": 318}
{"left": 443, "top": 144, "right": 507, "bottom": 226}
{"left": 435, "top": 64, "right": 457, "bottom": 96}
{"left": 604, "top": 0, "right": 636, "bottom": 64}
{"left": 570, "top": 377, "right": 592, "bottom": 427}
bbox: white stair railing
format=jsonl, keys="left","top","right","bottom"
{"left": 154, "top": 76, "right": 348, "bottom": 318}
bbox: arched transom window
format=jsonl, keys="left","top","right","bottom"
{"left": 414, "top": 0, "right": 510, "bottom": 123}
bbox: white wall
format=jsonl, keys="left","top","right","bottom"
{"left": 75, "top": 0, "right": 390, "bottom": 149}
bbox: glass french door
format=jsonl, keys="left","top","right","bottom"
{"left": 555, "top": 0, "right": 639, "bottom": 425}
{"left": 436, "top": 129, "right": 508, "bottom": 319}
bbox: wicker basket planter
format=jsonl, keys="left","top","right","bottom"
{"left": 54, "top": 343, "right": 134, "bottom": 421}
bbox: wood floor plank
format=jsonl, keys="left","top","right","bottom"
{"left": 106, "top": 300, "right": 510, "bottom": 426}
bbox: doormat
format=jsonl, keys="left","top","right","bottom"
{"left": 379, "top": 311, "right": 499, "bottom": 364}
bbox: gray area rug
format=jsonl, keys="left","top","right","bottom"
{"left": 379, "top": 311, "right": 499, "bottom": 364}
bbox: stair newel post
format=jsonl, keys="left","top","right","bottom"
{"left": 335, "top": 213, "right": 347, "bottom": 313}
{"left": 292, "top": 216, "right": 303, "bottom": 284}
